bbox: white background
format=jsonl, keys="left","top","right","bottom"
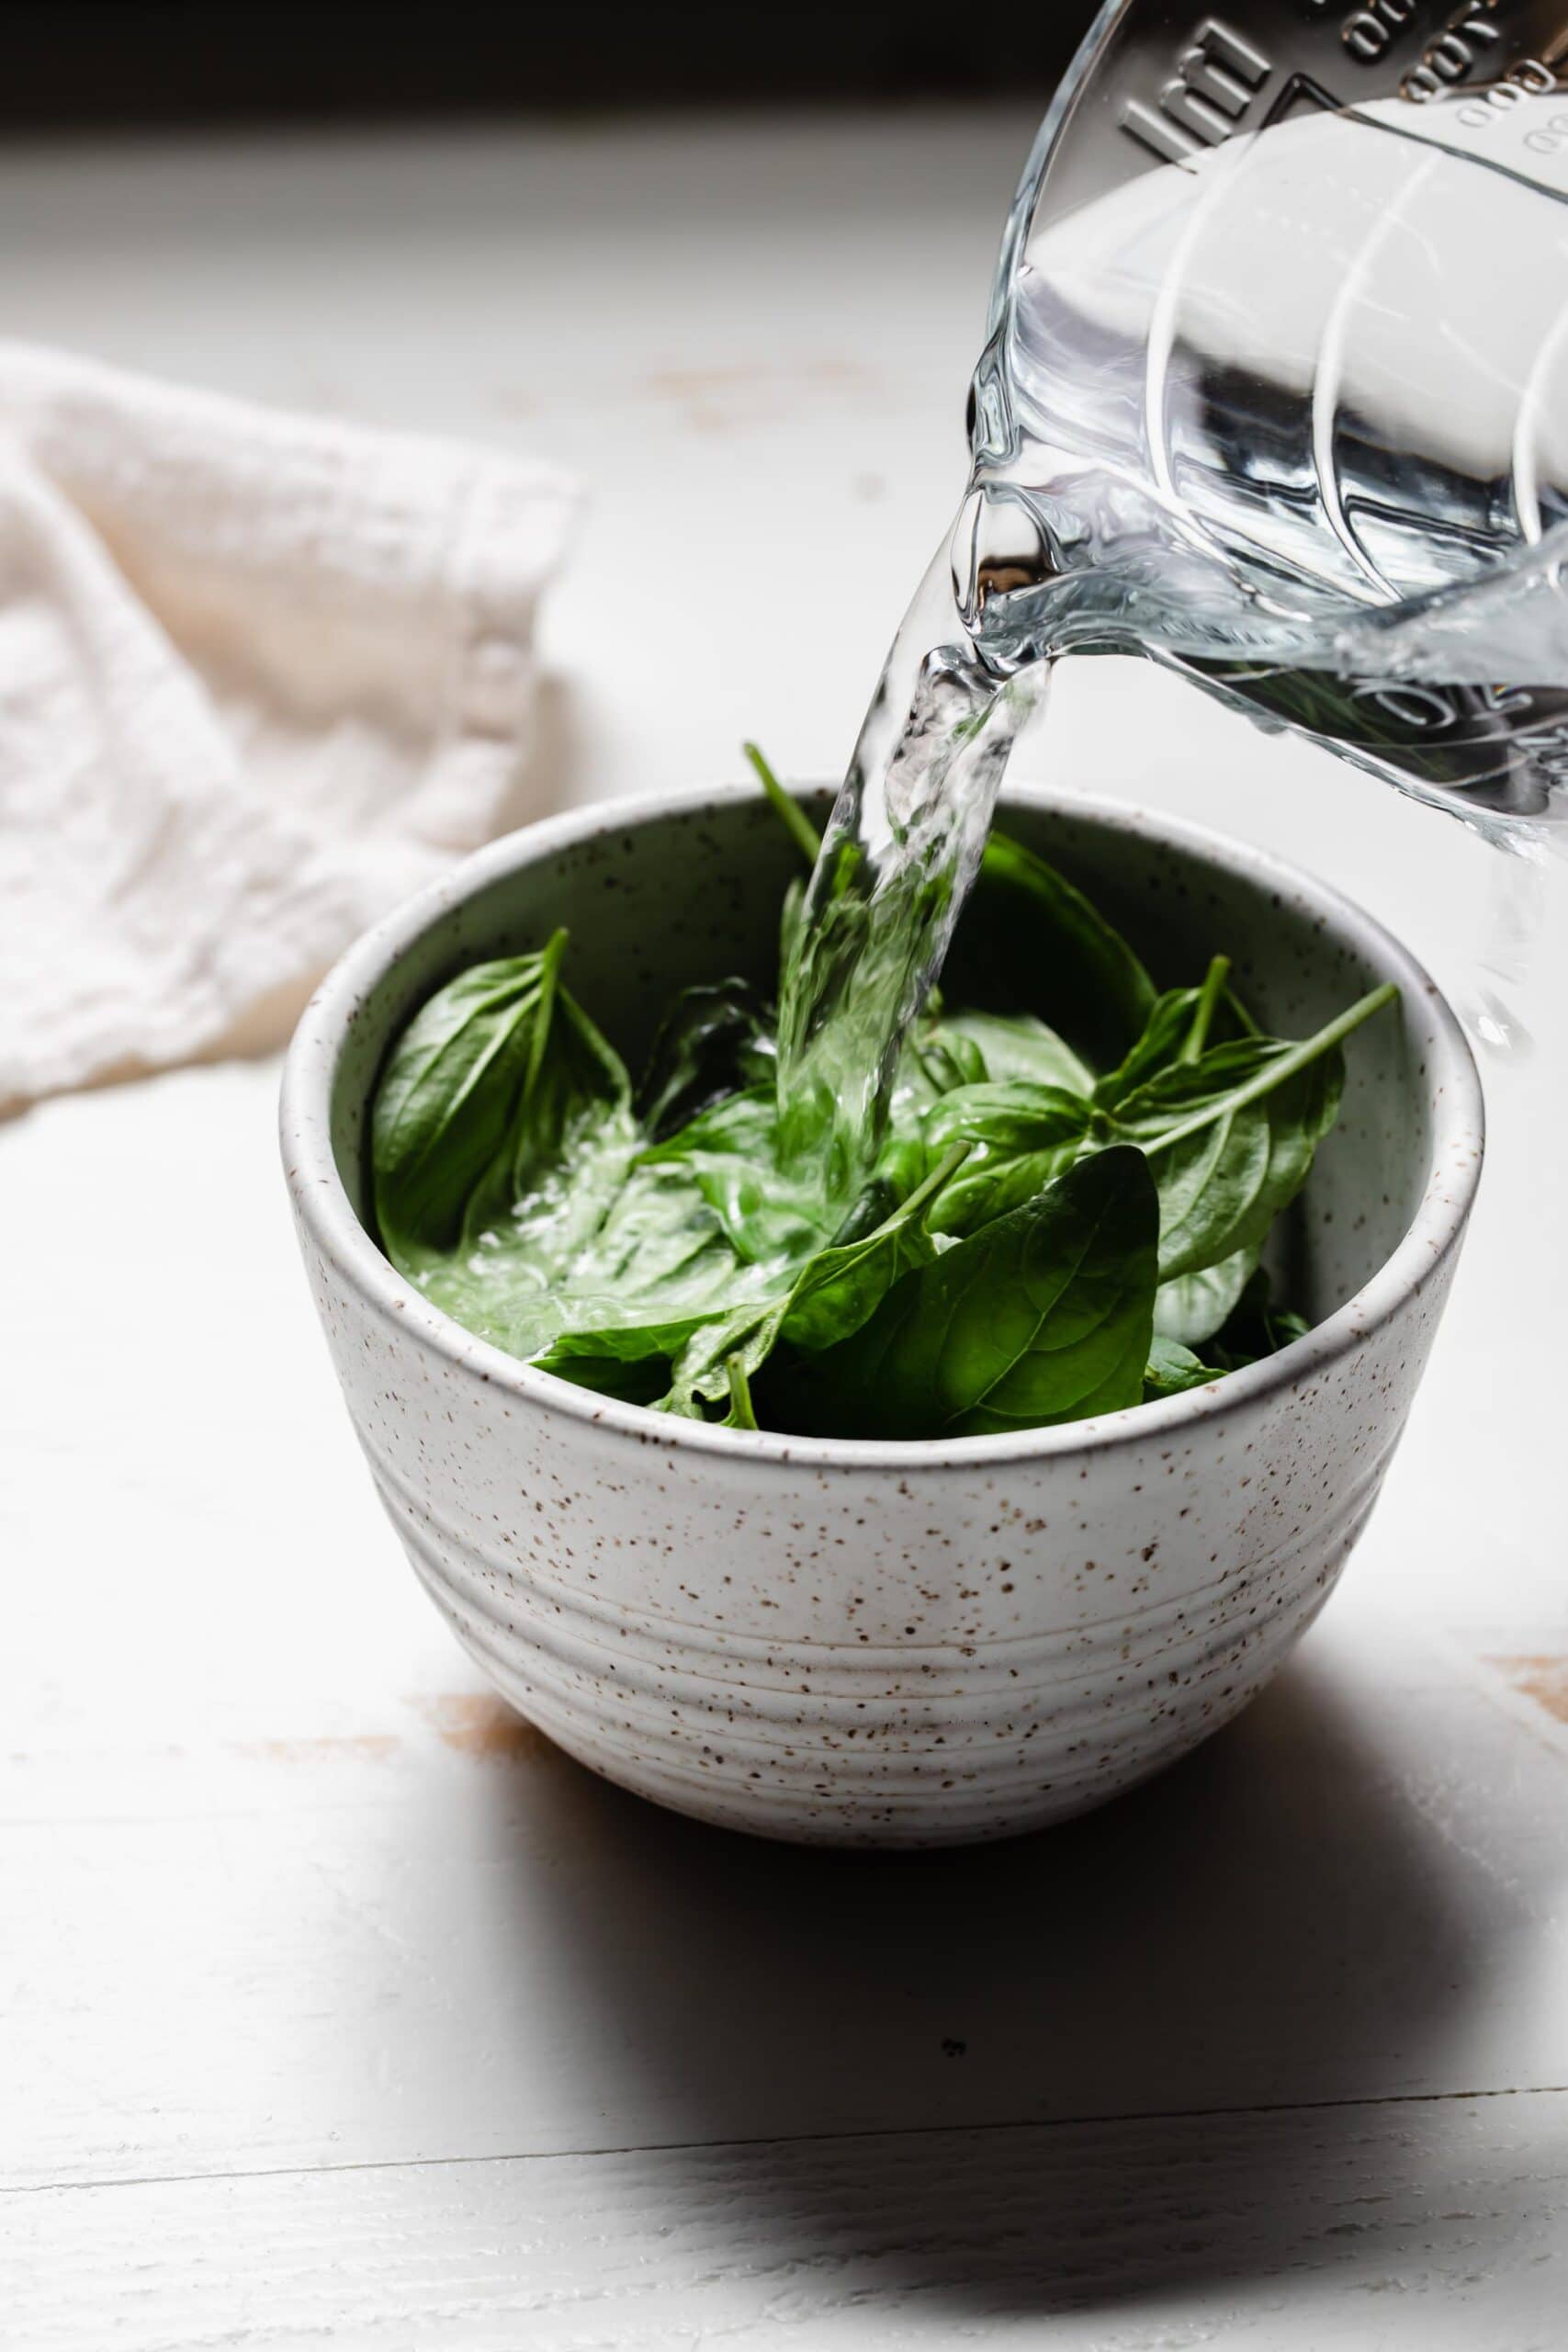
{"left": 4, "top": 109, "right": 1566, "bottom": 2346}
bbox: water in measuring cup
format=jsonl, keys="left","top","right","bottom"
{"left": 778, "top": 61, "right": 1568, "bottom": 1196}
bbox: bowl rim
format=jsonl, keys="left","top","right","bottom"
{"left": 280, "top": 779, "right": 1484, "bottom": 1471}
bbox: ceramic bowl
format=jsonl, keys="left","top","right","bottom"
{"left": 281, "top": 785, "right": 1482, "bottom": 1847}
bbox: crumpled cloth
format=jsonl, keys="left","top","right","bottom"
{"left": 0, "top": 345, "right": 579, "bottom": 1110}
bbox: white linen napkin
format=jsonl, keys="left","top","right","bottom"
{"left": 0, "top": 346, "right": 579, "bottom": 1111}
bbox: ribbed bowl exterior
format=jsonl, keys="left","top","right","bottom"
{"left": 282, "top": 785, "right": 1482, "bottom": 1848}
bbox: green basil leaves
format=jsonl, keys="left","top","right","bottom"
{"left": 369, "top": 775, "right": 1396, "bottom": 1442}
{"left": 372, "top": 932, "right": 629, "bottom": 1267}
{"left": 761, "top": 1148, "right": 1158, "bottom": 1440}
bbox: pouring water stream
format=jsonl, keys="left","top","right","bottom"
{"left": 777, "top": 0, "right": 1568, "bottom": 1201}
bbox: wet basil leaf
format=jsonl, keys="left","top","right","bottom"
{"left": 824, "top": 1164, "right": 913, "bottom": 1251}
{"left": 922, "top": 1080, "right": 1098, "bottom": 1238}
{"left": 761, "top": 1146, "right": 1158, "bottom": 1441}
{"left": 638, "top": 1087, "right": 833, "bottom": 1266}
{"left": 534, "top": 1348, "right": 687, "bottom": 1408}
{"left": 608, "top": 1145, "right": 963, "bottom": 1412}
{"left": 775, "top": 1152, "right": 957, "bottom": 1355}
{"left": 934, "top": 1007, "right": 1092, "bottom": 1095}
{"left": 373, "top": 933, "right": 628, "bottom": 1263}
{"left": 915, "top": 1030, "right": 989, "bottom": 1093}
{"left": 540, "top": 1139, "right": 967, "bottom": 1418}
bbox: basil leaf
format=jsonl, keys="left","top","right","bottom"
{"left": 1116, "top": 1037, "right": 1344, "bottom": 1284}
{"left": 1093, "top": 988, "right": 1204, "bottom": 1111}
{"left": 724, "top": 1357, "right": 761, "bottom": 1430}
{"left": 423, "top": 1131, "right": 750, "bottom": 1365}
{"left": 535, "top": 1277, "right": 759, "bottom": 1414}
{"left": 638, "top": 1087, "right": 832, "bottom": 1266}
{"left": 775, "top": 1147, "right": 961, "bottom": 1355}
{"left": 533, "top": 1222, "right": 782, "bottom": 1408}
{"left": 1094, "top": 956, "right": 1244, "bottom": 1113}
{"left": 536, "top": 1278, "right": 773, "bottom": 1428}
{"left": 373, "top": 933, "right": 629, "bottom": 1260}
{"left": 935, "top": 1008, "right": 1092, "bottom": 1095}
{"left": 687, "top": 1140, "right": 970, "bottom": 1404}
{"left": 728, "top": 1149, "right": 966, "bottom": 1399}
{"left": 533, "top": 1348, "right": 687, "bottom": 1408}
{"left": 945, "top": 831, "right": 1157, "bottom": 1069}
{"left": 823, "top": 1185, "right": 897, "bottom": 1252}
{"left": 1153, "top": 1245, "right": 1261, "bottom": 1347}
{"left": 761, "top": 1146, "right": 1158, "bottom": 1441}
{"left": 467, "top": 1009, "right": 636, "bottom": 1255}
{"left": 539, "top": 1141, "right": 965, "bottom": 1417}
{"left": 1111, "top": 976, "right": 1401, "bottom": 1289}
{"left": 915, "top": 1030, "right": 989, "bottom": 1093}
{"left": 922, "top": 1080, "right": 1098, "bottom": 1238}
{"left": 653, "top": 1236, "right": 914, "bottom": 1419}
{"left": 1144, "top": 1336, "right": 1221, "bottom": 1401}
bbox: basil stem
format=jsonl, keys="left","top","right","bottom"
{"left": 743, "top": 741, "right": 820, "bottom": 867}
{"left": 1143, "top": 982, "right": 1398, "bottom": 1160}
{"left": 1180, "top": 954, "right": 1231, "bottom": 1064}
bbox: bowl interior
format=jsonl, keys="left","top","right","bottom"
{"left": 326, "top": 790, "right": 1437, "bottom": 1328}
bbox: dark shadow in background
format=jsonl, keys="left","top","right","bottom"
{"left": 2, "top": 4, "right": 1094, "bottom": 133}
{"left": 458, "top": 1653, "right": 1506, "bottom": 2317}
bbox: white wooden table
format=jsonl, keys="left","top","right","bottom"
{"left": 4, "top": 109, "right": 1566, "bottom": 2349}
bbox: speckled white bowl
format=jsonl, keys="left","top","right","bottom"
{"left": 282, "top": 785, "right": 1482, "bottom": 1847}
